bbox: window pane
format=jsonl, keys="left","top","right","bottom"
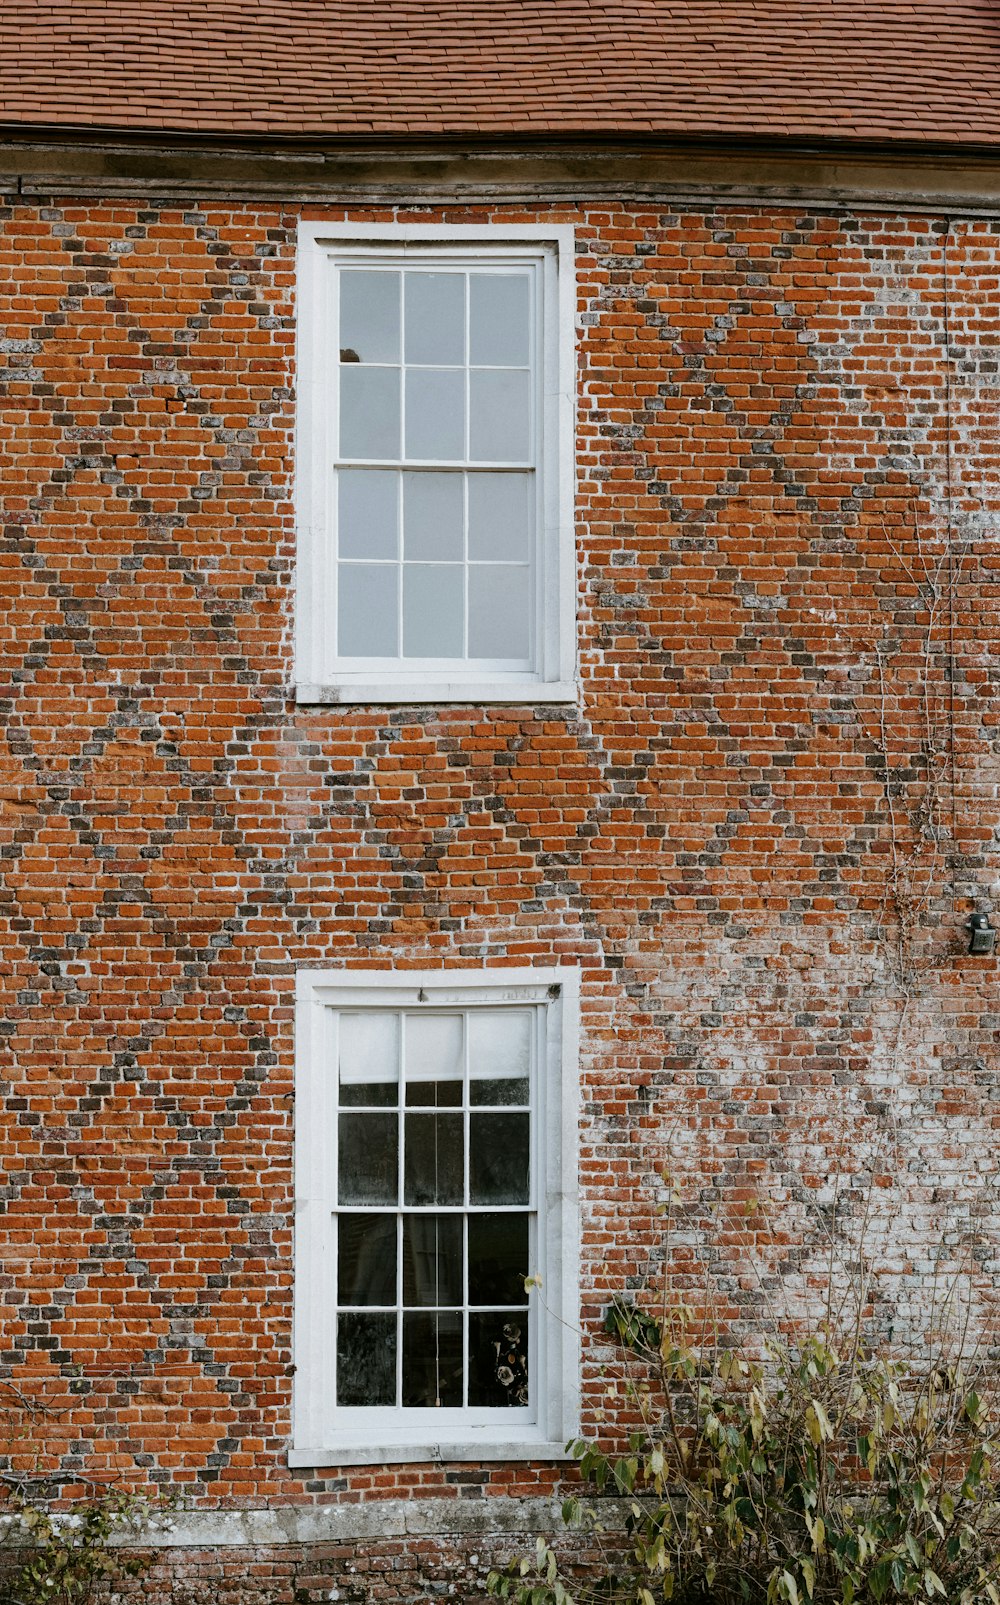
{"left": 469, "top": 1010, "right": 531, "bottom": 1106}
{"left": 467, "top": 473, "right": 532, "bottom": 562}
{"left": 403, "top": 472, "right": 464, "bottom": 562}
{"left": 402, "top": 1311, "right": 462, "bottom": 1407}
{"left": 406, "top": 1078, "right": 462, "bottom": 1108}
{"left": 404, "top": 272, "right": 465, "bottom": 366}
{"left": 340, "top": 270, "right": 400, "bottom": 364}
{"left": 338, "top": 563, "right": 399, "bottom": 658}
{"left": 470, "top": 273, "right": 530, "bottom": 367}
{"left": 339, "top": 1012, "right": 399, "bottom": 1106}
{"left": 402, "top": 564, "right": 463, "bottom": 658}
{"left": 468, "top": 1213, "right": 529, "bottom": 1306}
{"left": 339, "top": 1112, "right": 398, "bottom": 1205}
{"left": 405, "top": 1012, "right": 463, "bottom": 1106}
{"left": 340, "top": 366, "right": 401, "bottom": 459}
{"left": 404, "top": 1112, "right": 463, "bottom": 1205}
{"left": 470, "top": 1076, "right": 529, "bottom": 1108}
{"left": 406, "top": 1013, "right": 463, "bottom": 1082}
{"left": 338, "top": 469, "right": 398, "bottom": 562}
{"left": 403, "top": 1215, "right": 463, "bottom": 1307}
{"left": 337, "top": 1312, "right": 396, "bottom": 1406}
{"left": 468, "top": 1310, "right": 529, "bottom": 1407}
{"left": 338, "top": 1214, "right": 397, "bottom": 1306}
{"left": 468, "top": 565, "right": 530, "bottom": 660}
{"left": 469, "top": 369, "right": 530, "bottom": 462}
{"left": 470, "top": 1113, "right": 529, "bottom": 1204}
{"left": 405, "top": 369, "right": 465, "bottom": 460}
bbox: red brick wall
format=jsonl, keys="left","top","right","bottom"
{"left": 1, "top": 195, "right": 999, "bottom": 1595}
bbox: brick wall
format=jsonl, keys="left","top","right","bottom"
{"left": 1, "top": 195, "right": 999, "bottom": 1599}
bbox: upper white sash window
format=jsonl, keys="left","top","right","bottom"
{"left": 295, "top": 226, "right": 576, "bottom": 705}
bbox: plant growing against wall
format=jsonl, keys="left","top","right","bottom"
{"left": 488, "top": 1186, "right": 1000, "bottom": 1605}
{"left": 0, "top": 1382, "right": 158, "bottom": 1605}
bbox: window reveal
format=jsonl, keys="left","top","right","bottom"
{"left": 334, "top": 1007, "right": 534, "bottom": 1411}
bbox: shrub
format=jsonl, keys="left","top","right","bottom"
{"left": 0, "top": 1487, "right": 154, "bottom": 1605}
{"left": 0, "top": 1382, "right": 159, "bottom": 1605}
{"left": 490, "top": 1216, "right": 1000, "bottom": 1603}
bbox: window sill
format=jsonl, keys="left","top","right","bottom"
{"left": 295, "top": 679, "right": 578, "bottom": 707}
{"left": 288, "top": 1438, "right": 574, "bottom": 1468}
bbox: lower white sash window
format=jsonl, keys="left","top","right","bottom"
{"left": 291, "top": 968, "right": 579, "bottom": 1465}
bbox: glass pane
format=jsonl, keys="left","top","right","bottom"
{"left": 337, "top": 1312, "right": 396, "bottom": 1406}
{"left": 338, "top": 1214, "right": 396, "bottom": 1306}
{"left": 402, "top": 564, "right": 463, "bottom": 658}
{"left": 468, "top": 565, "right": 530, "bottom": 660}
{"left": 340, "top": 366, "right": 400, "bottom": 459}
{"left": 469, "top": 1010, "right": 531, "bottom": 1106}
{"left": 406, "top": 1013, "right": 463, "bottom": 1081}
{"left": 468, "top": 1310, "right": 529, "bottom": 1407}
{"left": 404, "top": 272, "right": 465, "bottom": 366}
{"left": 405, "top": 1012, "right": 463, "bottom": 1106}
{"left": 403, "top": 1214, "right": 462, "bottom": 1307}
{"left": 470, "top": 1112, "right": 529, "bottom": 1204}
{"left": 340, "top": 269, "right": 400, "bottom": 364}
{"left": 468, "top": 473, "right": 532, "bottom": 562}
{"left": 402, "top": 1311, "right": 462, "bottom": 1407}
{"left": 338, "top": 563, "right": 398, "bottom": 658}
{"left": 469, "top": 369, "right": 530, "bottom": 462}
{"left": 405, "top": 369, "right": 465, "bottom": 460}
{"left": 338, "top": 469, "right": 398, "bottom": 561}
{"left": 339, "top": 1012, "right": 399, "bottom": 1106}
{"left": 470, "top": 273, "right": 530, "bottom": 367}
{"left": 406, "top": 1078, "right": 462, "bottom": 1108}
{"left": 470, "top": 1076, "right": 529, "bottom": 1108}
{"left": 338, "top": 1112, "right": 398, "bottom": 1205}
{"left": 403, "top": 472, "right": 464, "bottom": 561}
{"left": 404, "top": 1112, "right": 463, "bottom": 1205}
{"left": 468, "top": 1213, "right": 529, "bottom": 1306}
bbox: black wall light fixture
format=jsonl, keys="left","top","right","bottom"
{"left": 968, "top": 912, "right": 996, "bottom": 956}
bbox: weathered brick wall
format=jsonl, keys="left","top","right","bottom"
{"left": 1, "top": 195, "right": 999, "bottom": 1596}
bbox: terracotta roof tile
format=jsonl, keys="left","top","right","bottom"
{"left": 2, "top": 0, "right": 1000, "bottom": 145}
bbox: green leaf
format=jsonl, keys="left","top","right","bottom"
{"left": 780, "top": 1570, "right": 801, "bottom": 1605}
{"left": 805, "top": 1398, "right": 834, "bottom": 1445}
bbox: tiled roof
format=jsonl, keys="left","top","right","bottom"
{"left": 1, "top": 0, "right": 1000, "bottom": 146}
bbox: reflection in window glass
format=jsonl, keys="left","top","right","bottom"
{"left": 340, "top": 366, "right": 400, "bottom": 460}
{"left": 403, "top": 1311, "right": 463, "bottom": 1407}
{"left": 470, "top": 369, "right": 530, "bottom": 462}
{"left": 405, "top": 272, "right": 465, "bottom": 366}
{"left": 339, "top": 1011, "right": 399, "bottom": 1106}
{"left": 402, "top": 565, "right": 464, "bottom": 658}
{"left": 405, "top": 369, "right": 465, "bottom": 461}
{"left": 470, "top": 273, "right": 530, "bottom": 367}
{"left": 468, "top": 565, "right": 531, "bottom": 660}
{"left": 340, "top": 270, "right": 400, "bottom": 364}
{"left": 338, "top": 1112, "right": 398, "bottom": 1205}
{"left": 338, "top": 1214, "right": 396, "bottom": 1305}
{"left": 337, "top": 1312, "right": 396, "bottom": 1405}
{"left": 338, "top": 565, "right": 398, "bottom": 658}
{"left": 338, "top": 470, "right": 398, "bottom": 562}
{"left": 403, "top": 1214, "right": 462, "bottom": 1307}
{"left": 403, "top": 473, "right": 464, "bottom": 562}
{"left": 467, "top": 473, "right": 532, "bottom": 563}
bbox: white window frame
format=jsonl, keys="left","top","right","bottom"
{"left": 294, "top": 223, "right": 577, "bottom": 705}
{"left": 291, "top": 966, "right": 580, "bottom": 1466}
